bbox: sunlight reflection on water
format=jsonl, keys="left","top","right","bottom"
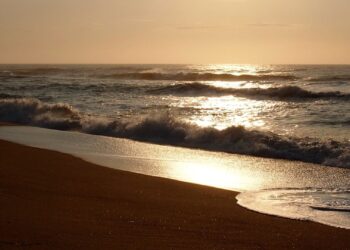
{"left": 1, "top": 126, "right": 348, "bottom": 192}
{"left": 0, "top": 126, "right": 349, "bottom": 229}
{"left": 176, "top": 96, "right": 269, "bottom": 130}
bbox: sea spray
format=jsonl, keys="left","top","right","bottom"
{"left": 1, "top": 97, "right": 349, "bottom": 168}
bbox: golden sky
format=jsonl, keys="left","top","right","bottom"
{"left": 1, "top": 0, "right": 349, "bottom": 64}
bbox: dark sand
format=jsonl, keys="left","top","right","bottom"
{"left": 1, "top": 139, "right": 349, "bottom": 249}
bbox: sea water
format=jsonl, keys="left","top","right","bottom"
{"left": 0, "top": 64, "right": 349, "bottom": 228}
{"left": 0, "top": 126, "right": 349, "bottom": 229}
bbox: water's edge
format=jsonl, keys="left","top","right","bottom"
{"left": 0, "top": 126, "right": 349, "bottom": 230}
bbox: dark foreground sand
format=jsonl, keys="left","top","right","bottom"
{"left": 1, "top": 139, "right": 349, "bottom": 249}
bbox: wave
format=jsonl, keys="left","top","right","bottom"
{"left": 310, "top": 206, "right": 350, "bottom": 212}
{"left": 0, "top": 66, "right": 159, "bottom": 78}
{"left": 1, "top": 98, "right": 349, "bottom": 169}
{"left": 308, "top": 75, "right": 350, "bottom": 82}
{"left": 0, "top": 98, "right": 82, "bottom": 130}
{"left": 99, "top": 72, "right": 298, "bottom": 81}
{"left": 0, "top": 81, "right": 149, "bottom": 94}
{"left": 0, "top": 93, "right": 24, "bottom": 99}
{"left": 0, "top": 67, "right": 63, "bottom": 78}
{"left": 307, "top": 120, "right": 350, "bottom": 126}
{"left": 148, "top": 83, "right": 350, "bottom": 100}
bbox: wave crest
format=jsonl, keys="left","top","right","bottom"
{"left": 0, "top": 98, "right": 349, "bottom": 168}
{"left": 100, "top": 72, "right": 297, "bottom": 81}
{"left": 149, "top": 83, "right": 350, "bottom": 100}
{"left": 0, "top": 98, "right": 82, "bottom": 130}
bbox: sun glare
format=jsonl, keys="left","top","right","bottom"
{"left": 178, "top": 96, "right": 267, "bottom": 130}
{"left": 168, "top": 158, "right": 258, "bottom": 190}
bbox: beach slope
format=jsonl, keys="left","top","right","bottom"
{"left": 0, "top": 139, "right": 349, "bottom": 249}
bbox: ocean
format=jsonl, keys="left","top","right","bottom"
{"left": 1, "top": 64, "right": 350, "bottom": 166}
{"left": 0, "top": 64, "right": 349, "bottom": 228}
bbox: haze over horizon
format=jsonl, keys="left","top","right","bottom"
{"left": 1, "top": 0, "right": 350, "bottom": 64}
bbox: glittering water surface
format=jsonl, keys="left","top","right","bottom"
{"left": 237, "top": 188, "right": 350, "bottom": 229}
{"left": 0, "top": 126, "right": 349, "bottom": 229}
{"left": 1, "top": 64, "right": 350, "bottom": 168}
{"left": 1, "top": 64, "right": 349, "bottom": 139}
{"left": 0, "top": 64, "right": 349, "bottom": 229}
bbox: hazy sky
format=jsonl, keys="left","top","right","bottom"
{"left": 1, "top": 0, "right": 349, "bottom": 64}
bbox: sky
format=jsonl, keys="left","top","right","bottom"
{"left": 0, "top": 0, "right": 350, "bottom": 64}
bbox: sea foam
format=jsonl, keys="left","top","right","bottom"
{"left": 1, "top": 97, "right": 349, "bottom": 169}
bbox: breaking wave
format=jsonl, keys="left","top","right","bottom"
{"left": 0, "top": 98, "right": 82, "bottom": 130}
{"left": 1, "top": 97, "right": 349, "bottom": 169}
{"left": 100, "top": 72, "right": 298, "bottom": 81}
{"left": 149, "top": 82, "right": 350, "bottom": 100}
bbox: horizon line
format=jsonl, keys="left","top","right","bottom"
{"left": 1, "top": 63, "right": 350, "bottom": 66}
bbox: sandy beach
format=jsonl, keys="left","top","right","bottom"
{"left": 2, "top": 0, "right": 350, "bottom": 247}
{"left": 1, "top": 138, "right": 349, "bottom": 249}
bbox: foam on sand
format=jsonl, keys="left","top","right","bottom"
{"left": 237, "top": 188, "right": 350, "bottom": 230}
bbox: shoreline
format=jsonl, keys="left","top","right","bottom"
{"left": 1, "top": 139, "right": 350, "bottom": 249}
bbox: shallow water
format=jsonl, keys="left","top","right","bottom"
{"left": 237, "top": 188, "right": 350, "bottom": 230}
{"left": 0, "top": 126, "right": 349, "bottom": 229}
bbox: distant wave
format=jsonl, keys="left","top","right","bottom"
{"left": 0, "top": 66, "right": 157, "bottom": 78}
{"left": 307, "top": 120, "right": 350, "bottom": 126}
{"left": 1, "top": 97, "right": 349, "bottom": 168}
{"left": 99, "top": 72, "right": 298, "bottom": 81}
{"left": 308, "top": 75, "right": 350, "bottom": 82}
{"left": 0, "top": 81, "right": 148, "bottom": 93}
{"left": 0, "top": 93, "right": 24, "bottom": 99}
{"left": 0, "top": 67, "right": 63, "bottom": 78}
{"left": 148, "top": 83, "right": 350, "bottom": 100}
{"left": 17, "top": 67, "right": 63, "bottom": 74}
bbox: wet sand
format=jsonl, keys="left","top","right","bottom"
{"left": 0, "top": 139, "right": 349, "bottom": 249}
